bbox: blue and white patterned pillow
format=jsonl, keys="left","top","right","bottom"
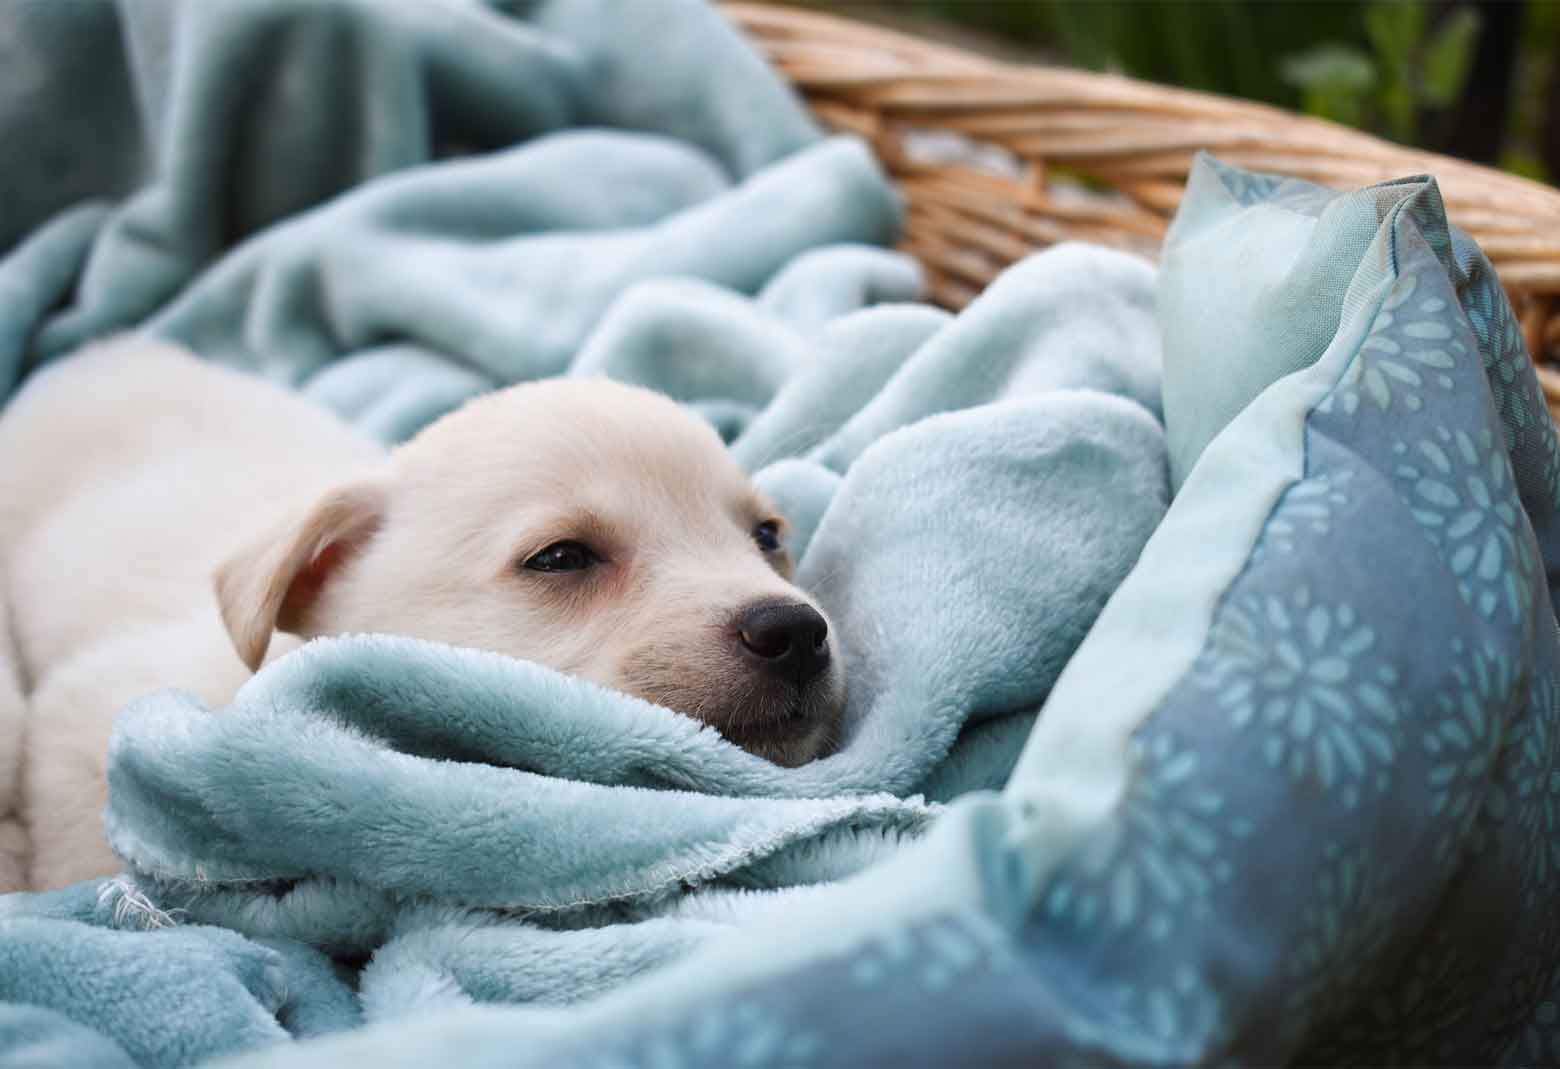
{"left": 988, "top": 154, "right": 1560, "bottom": 1067}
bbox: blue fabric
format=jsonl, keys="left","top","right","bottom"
{"left": 0, "top": 0, "right": 882, "bottom": 409}
{"left": 211, "top": 157, "right": 1560, "bottom": 1069}
{"left": 0, "top": 1005, "right": 134, "bottom": 1069}
{"left": 0, "top": 242, "right": 1166, "bottom": 1061}
{"left": 0, "top": 1, "right": 1175, "bottom": 1063}
{"left": 0, "top": 885, "right": 355, "bottom": 1067}
{"left": 0, "top": 235, "right": 1173, "bottom": 1061}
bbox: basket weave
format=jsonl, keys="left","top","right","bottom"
{"left": 727, "top": 2, "right": 1560, "bottom": 422}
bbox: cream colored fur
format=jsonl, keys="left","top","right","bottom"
{"left": 0, "top": 335, "right": 840, "bottom": 892}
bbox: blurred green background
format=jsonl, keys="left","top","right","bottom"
{"left": 790, "top": 1, "right": 1560, "bottom": 184}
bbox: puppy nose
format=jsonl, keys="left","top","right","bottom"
{"left": 737, "top": 601, "right": 831, "bottom": 684}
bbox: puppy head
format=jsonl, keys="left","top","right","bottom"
{"left": 215, "top": 378, "right": 843, "bottom": 766}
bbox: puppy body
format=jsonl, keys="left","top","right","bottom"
{"left": 1, "top": 340, "right": 382, "bottom": 888}
{"left": 1, "top": 336, "right": 841, "bottom": 891}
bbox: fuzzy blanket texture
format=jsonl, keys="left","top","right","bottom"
{"left": 2, "top": 2, "right": 1560, "bottom": 1068}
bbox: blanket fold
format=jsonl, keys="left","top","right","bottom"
{"left": 0, "top": 6, "right": 1169, "bottom": 1059}
{"left": 84, "top": 240, "right": 1166, "bottom": 990}
{"left": 0, "top": 228, "right": 1167, "bottom": 1059}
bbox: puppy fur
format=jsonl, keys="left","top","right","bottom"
{"left": 0, "top": 335, "right": 842, "bottom": 891}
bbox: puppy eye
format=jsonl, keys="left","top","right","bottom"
{"left": 752, "top": 520, "right": 782, "bottom": 554}
{"left": 523, "top": 540, "right": 600, "bottom": 574}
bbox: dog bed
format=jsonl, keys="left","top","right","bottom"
{"left": 1, "top": 2, "right": 1559, "bottom": 1066}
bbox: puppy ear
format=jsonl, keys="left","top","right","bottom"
{"left": 214, "top": 477, "right": 389, "bottom": 672}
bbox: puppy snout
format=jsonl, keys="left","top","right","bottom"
{"left": 736, "top": 600, "right": 830, "bottom": 686}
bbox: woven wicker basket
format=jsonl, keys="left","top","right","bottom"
{"left": 727, "top": 2, "right": 1560, "bottom": 422}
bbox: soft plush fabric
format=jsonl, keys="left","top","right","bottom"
{"left": 0, "top": 880, "right": 357, "bottom": 1067}
{"left": 0, "top": 242, "right": 1167, "bottom": 1058}
{"left": 0, "top": 1, "right": 1178, "bottom": 1064}
{"left": 207, "top": 159, "right": 1560, "bottom": 1069}
{"left": 0, "top": 1005, "right": 135, "bottom": 1069}
{"left": 0, "top": 0, "right": 893, "bottom": 403}
{"left": 0, "top": 0, "right": 895, "bottom": 907}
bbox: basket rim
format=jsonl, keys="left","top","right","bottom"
{"left": 728, "top": 2, "right": 1560, "bottom": 212}
{"left": 727, "top": 0, "right": 1560, "bottom": 399}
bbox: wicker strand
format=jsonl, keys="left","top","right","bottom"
{"left": 728, "top": 2, "right": 1560, "bottom": 421}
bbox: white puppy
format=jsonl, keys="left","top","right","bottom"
{"left": 0, "top": 335, "right": 843, "bottom": 891}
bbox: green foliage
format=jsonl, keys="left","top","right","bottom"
{"left": 1500, "top": 150, "right": 1548, "bottom": 182}
{"left": 1422, "top": 9, "right": 1481, "bottom": 107}
{"left": 1280, "top": 46, "right": 1376, "bottom": 129}
{"left": 1504, "top": 3, "right": 1560, "bottom": 184}
{"left": 1364, "top": 0, "right": 1425, "bottom": 138}
{"left": 810, "top": 0, "right": 1556, "bottom": 183}
{"left": 1036, "top": 1, "right": 1339, "bottom": 105}
{"left": 910, "top": 0, "right": 1482, "bottom": 147}
{"left": 1275, "top": 3, "right": 1481, "bottom": 143}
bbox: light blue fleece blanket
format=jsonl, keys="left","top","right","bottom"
{"left": 0, "top": 238, "right": 1168, "bottom": 1062}
{"left": 0, "top": 1, "right": 1172, "bottom": 1065}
